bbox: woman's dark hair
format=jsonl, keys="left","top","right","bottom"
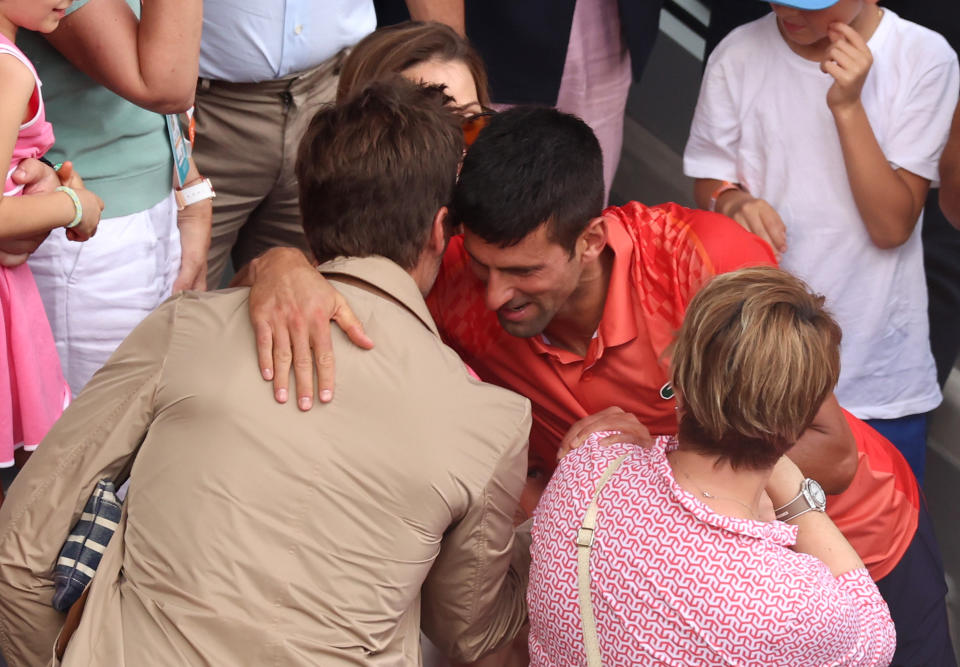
{"left": 337, "top": 21, "right": 490, "bottom": 107}
{"left": 296, "top": 78, "right": 463, "bottom": 269}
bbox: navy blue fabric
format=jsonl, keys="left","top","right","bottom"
{"left": 876, "top": 498, "right": 955, "bottom": 667}
{"left": 52, "top": 480, "right": 122, "bottom": 612}
{"left": 866, "top": 414, "right": 928, "bottom": 487}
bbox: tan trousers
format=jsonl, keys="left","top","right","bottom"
{"left": 193, "top": 52, "right": 344, "bottom": 288}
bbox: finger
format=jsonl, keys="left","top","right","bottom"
{"left": 332, "top": 299, "right": 374, "bottom": 350}
{"left": 743, "top": 211, "right": 778, "bottom": 252}
{"left": 822, "top": 59, "right": 846, "bottom": 82}
{"left": 292, "top": 316, "right": 317, "bottom": 410}
{"left": 829, "top": 21, "right": 868, "bottom": 51}
{"left": 58, "top": 161, "right": 75, "bottom": 182}
{"left": 271, "top": 323, "right": 293, "bottom": 403}
{"left": 761, "top": 210, "right": 787, "bottom": 253}
{"left": 253, "top": 317, "right": 276, "bottom": 382}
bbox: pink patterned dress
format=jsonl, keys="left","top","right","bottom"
{"left": 0, "top": 35, "right": 70, "bottom": 466}
{"left": 528, "top": 434, "right": 896, "bottom": 666}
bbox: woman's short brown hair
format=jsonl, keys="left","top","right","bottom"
{"left": 337, "top": 21, "right": 490, "bottom": 106}
{"left": 670, "top": 267, "right": 842, "bottom": 469}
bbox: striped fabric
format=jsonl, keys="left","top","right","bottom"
{"left": 52, "top": 480, "right": 121, "bottom": 612}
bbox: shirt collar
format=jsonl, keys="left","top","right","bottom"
{"left": 318, "top": 255, "right": 439, "bottom": 337}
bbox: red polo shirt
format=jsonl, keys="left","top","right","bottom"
{"left": 828, "top": 410, "right": 920, "bottom": 581}
{"left": 427, "top": 201, "right": 776, "bottom": 474}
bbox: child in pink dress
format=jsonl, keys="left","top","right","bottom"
{"left": 0, "top": 1, "right": 103, "bottom": 492}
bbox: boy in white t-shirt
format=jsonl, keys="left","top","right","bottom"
{"left": 683, "top": 0, "right": 959, "bottom": 484}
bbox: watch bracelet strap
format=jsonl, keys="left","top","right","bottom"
{"left": 176, "top": 178, "right": 215, "bottom": 208}
{"left": 777, "top": 505, "right": 819, "bottom": 522}
{"left": 56, "top": 186, "right": 82, "bottom": 228}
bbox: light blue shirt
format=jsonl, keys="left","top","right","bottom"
{"left": 198, "top": 0, "right": 376, "bottom": 82}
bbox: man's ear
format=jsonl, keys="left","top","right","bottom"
{"left": 578, "top": 215, "right": 608, "bottom": 262}
{"left": 429, "top": 206, "right": 449, "bottom": 255}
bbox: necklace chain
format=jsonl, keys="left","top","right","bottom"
{"left": 680, "top": 472, "right": 759, "bottom": 520}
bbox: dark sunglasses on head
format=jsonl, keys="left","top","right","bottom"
{"left": 462, "top": 110, "right": 495, "bottom": 149}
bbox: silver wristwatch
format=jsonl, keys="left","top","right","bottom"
{"left": 774, "top": 478, "right": 827, "bottom": 522}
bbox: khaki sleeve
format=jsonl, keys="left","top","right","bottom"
{"left": 0, "top": 295, "right": 183, "bottom": 666}
{"left": 420, "top": 400, "right": 532, "bottom": 663}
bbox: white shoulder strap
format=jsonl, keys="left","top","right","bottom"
{"left": 576, "top": 453, "right": 631, "bottom": 667}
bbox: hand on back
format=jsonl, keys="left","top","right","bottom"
{"left": 716, "top": 189, "right": 787, "bottom": 257}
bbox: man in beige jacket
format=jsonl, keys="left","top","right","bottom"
{"left": 0, "top": 80, "right": 531, "bottom": 666}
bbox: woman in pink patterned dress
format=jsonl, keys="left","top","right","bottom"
{"left": 0, "top": 0, "right": 102, "bottom": 496}
{"left": 529, "top": 266, "right": 895, "bottom": 666}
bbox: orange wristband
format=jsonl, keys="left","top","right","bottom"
{"left": 709, "top": 181, "right": 741, "bottom": 212}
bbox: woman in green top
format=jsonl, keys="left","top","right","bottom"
{"left": 2, "top": 0, "right": 209, "bottom": 396}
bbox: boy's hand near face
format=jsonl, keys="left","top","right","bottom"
{"left": 822, "top": 22, "right": 874, "bottom": 113}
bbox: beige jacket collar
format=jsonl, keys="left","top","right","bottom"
{"left": 318, "top": 255, "right": 439, "bottom": 337}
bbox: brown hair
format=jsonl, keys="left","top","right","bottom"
{"left": 337, "top": 21, "right": 491, "bottom": 107}
{"left": 296, "top": 77, "right": 463, "bottom": 270}
{"left": 670, "top": 267, "right": 842, "bottom": 469}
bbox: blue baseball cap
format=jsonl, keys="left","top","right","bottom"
{"left": 765, "top": 0, "right": 840, "bottom": 8}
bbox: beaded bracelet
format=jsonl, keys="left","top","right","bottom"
{"left": 56, "top": 185, "right": 82, "bottom": 229}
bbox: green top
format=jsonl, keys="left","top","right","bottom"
{"left": 18, "top": 0, "right": 173, "bottom": 218}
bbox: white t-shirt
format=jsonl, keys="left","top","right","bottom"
{"left": 683, "top": 10, "right": 959, "bottom": 419}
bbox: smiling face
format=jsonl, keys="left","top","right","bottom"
{"left": 0, "top": 0, "right": 72, "bottom": 36}
{"left": 769, "top": 0, "right": 874, "bottom": 49}
{"left": 402, "top": 58, "right": 481, "bottom": 113}
{"left": 463, "top": 223, "right": 585, "bottom": 338}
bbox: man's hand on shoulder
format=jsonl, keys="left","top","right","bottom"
{"left": 241, "top": 247, "right": 374, "bottom": 410}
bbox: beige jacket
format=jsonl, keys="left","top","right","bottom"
{"left": 0, "top": 256, "right": 532, "bottom": 666}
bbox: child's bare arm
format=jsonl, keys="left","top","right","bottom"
{"left": 825, "top": 22, "right": 929, "bottom": 249}
{"left": 0, "top": 57, "right": 91, "bottom": 240}
{"left": 693, "top": 178, "right": 786, "bottom": 256}
{"left": 940, "top": 101, "right": 960, "bottom": 229}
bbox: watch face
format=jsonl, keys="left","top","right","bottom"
{"left": 803, "top": 479, "right": 827, "bottom": 510}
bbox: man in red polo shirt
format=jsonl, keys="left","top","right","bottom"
{"left": 245, "top": 104, "right": 950, "bottom": 663}
{"left": 247, "top": 106, "right": 855, "bottom": 496}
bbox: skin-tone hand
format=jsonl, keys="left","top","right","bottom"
{"left": 692, "top": 178, "right": 786, "bottom": 257}
{"left": 237, "top": 247, "right": 374, "bottom": 409}
{"left": 822, "top": 22, "right": 873, "bottom": 113}
{"left": 556, "top": 406, "right": 654, "bottom": 460}
{"left": 64, "top": 188, "right": 105, "bottom": 242}
{"left": 717, "top": 190, "right": 787, "bottom": 257}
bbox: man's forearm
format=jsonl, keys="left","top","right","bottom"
{"left": 833, "top": 102, "right": 927, "bottom": 248}
{"left": 786, "top": 394, "right": 857, "bottom": 494}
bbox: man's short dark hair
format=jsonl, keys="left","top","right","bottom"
{"left": 450, "top": 106, "right": 604, "bottom": 254}
{"left": 296, "top": 78, "right": 463, "bottom": 270}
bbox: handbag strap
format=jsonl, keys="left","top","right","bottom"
{"left": 576, "top": 453, "right": 631, "bottom": 667}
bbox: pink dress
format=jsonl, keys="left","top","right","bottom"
{"left": 0, "top": 35, "right": 70, "bottom": 466}
{"left": 529, "top": 434, "right": 896, "bottom": 666}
